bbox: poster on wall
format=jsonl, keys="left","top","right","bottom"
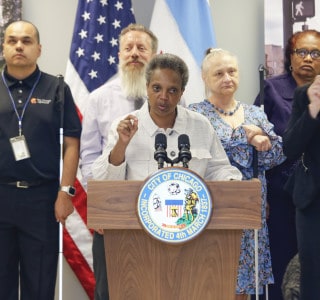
{"left": 0, "top": 0, "right": 22, "bottom": 69}
{"left": 264, "top": 0, "right": 320, "bottom": 77}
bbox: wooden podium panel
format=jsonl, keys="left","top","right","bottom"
{"left": 87, "top": 179, "right": 261, "bottom": 300}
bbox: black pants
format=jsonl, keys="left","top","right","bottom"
{"left": 93, "top": 232, "right": 109, "bottom": 300}
{"left": 296, "top": 195, "right": 320, "bottom": 300}
{"left": 0, "top": 182, "right": 59, "bottom": 300}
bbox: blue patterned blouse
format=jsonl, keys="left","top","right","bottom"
{"left": 188, "top": 99, "right": 286, "bottom": 294}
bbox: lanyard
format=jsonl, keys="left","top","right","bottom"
{"left": 1, "top": 70, "right": 41, "bottom": 136}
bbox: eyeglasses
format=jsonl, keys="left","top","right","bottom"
{"left": 293, "top": 48, "right": 320, "bottom": 60}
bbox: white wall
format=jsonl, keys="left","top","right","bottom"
{"left": 22, "top": 1, "right": 264, "bottom": 299}
{"left": 212, "top": 0, "right": 265, "bottom": 103}
{"left": 22, "top": 0, "right": 78, "bottom": 76}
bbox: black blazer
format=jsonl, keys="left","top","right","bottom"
{"left": 283, "top": 84, "right": 320, "bottom": 209}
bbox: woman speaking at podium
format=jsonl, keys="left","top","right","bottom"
{"left": 91, "top": 53, "right": 242, "bottom": 183}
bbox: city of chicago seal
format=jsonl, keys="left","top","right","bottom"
{"left": 137, "top": 167, "right": 212, "bottom": 243}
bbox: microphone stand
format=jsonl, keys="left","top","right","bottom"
{"left": 154, "top": 134, "right": 192, "bottom": 168}
{"left": 154, "top": 133, "right": 169, "bottom": 169}
{"left": 178, "top": 134, "right": 192, "bottom": 168}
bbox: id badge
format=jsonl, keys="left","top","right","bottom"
{"left": 10, "top": 135, "right": 31, "bottom": 161}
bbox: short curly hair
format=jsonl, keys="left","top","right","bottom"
{"left": 145, "top": 53, "right": 189, "bottom": 91}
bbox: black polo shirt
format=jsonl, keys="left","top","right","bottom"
{"left": 0, "top": 66, "right": 82, "bottom": 182}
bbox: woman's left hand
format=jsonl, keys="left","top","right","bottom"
{"left": 307, "top": 75, "right": 320, "bottom": 118}
{"left": 242, "top": 124, "right": 264, "bottom": 143}
{"left": 251, "top": 135, "right": 272, "bottom": 152}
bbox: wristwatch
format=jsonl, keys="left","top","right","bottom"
{"left": 60, "top": 185, "right": 76, "bottom": 196}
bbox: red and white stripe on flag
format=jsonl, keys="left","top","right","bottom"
{"left": 64, "top": 1, "right": 135, "bottom": 298}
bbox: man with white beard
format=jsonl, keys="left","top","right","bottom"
{"left": 79, "top": 24, "right": 158, "bottom": 300}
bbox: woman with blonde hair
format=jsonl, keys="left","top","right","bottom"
{"left": 188, "top": 48, "right": 285, "bottom": 299}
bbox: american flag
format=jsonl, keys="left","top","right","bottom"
{"left": 64, "top": 1, "right": 135, "bottom": 298}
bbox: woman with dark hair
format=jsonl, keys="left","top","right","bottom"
{"left": 253, "top": 29, "right": 320, "bottom": 300}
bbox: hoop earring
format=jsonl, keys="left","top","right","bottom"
{"left": 289, "top": 65, "right": 293, "bottom": 71}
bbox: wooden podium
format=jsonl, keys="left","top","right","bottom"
{"left": 87, "top": 179, "right": 261, "bottom": 300}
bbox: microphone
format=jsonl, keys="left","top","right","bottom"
{"left": 154, "top": 133, "right": 168, "bottom": 169}
{"left": 178, "top": 134, "right": 192, "bottom": 168}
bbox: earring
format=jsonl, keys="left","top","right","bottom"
{"left": 289, "top": 65, "right": 293, "bottom": 71}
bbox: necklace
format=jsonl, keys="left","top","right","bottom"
{"left": 211, "top": 101, "right": 240, "bottom": 116}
